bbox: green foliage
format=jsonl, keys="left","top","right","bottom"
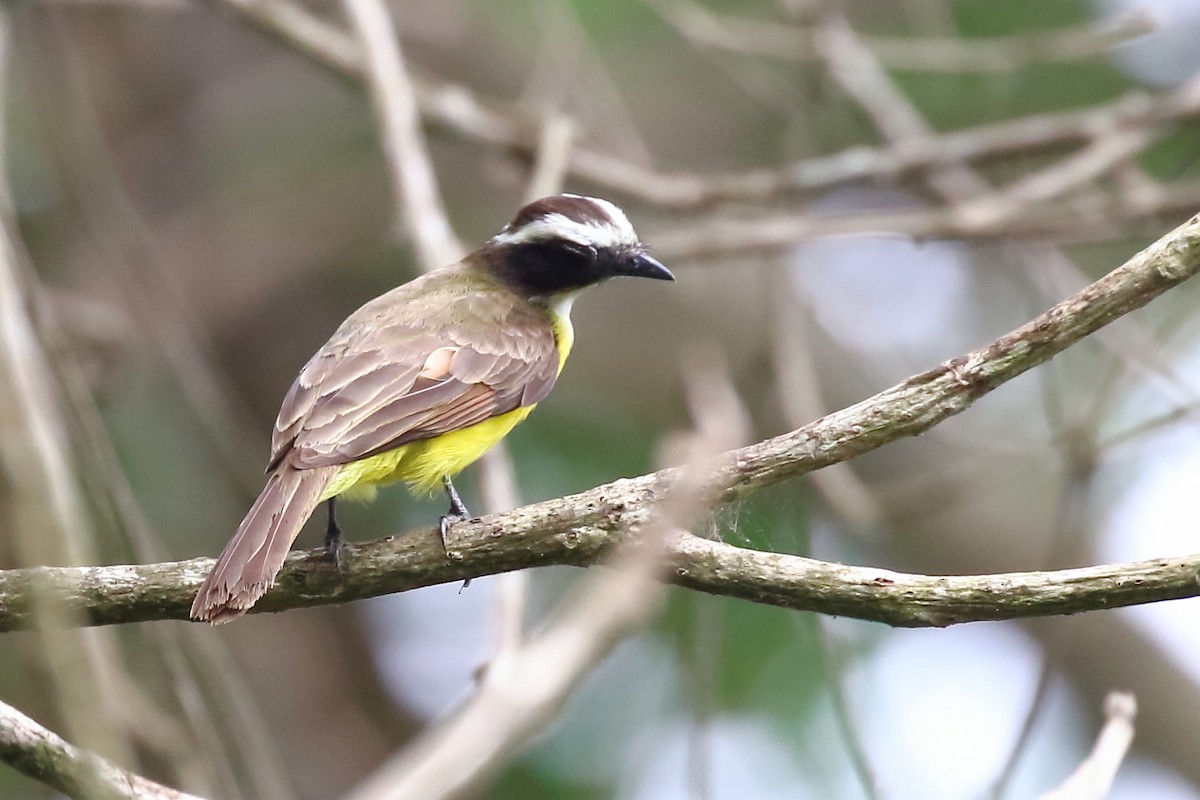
{"left": 953, "top": 0, "right": 1089, "bottom": 34}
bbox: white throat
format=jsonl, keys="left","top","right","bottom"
{"left": 548, "top": 291, "right": 579, "bottom": 319}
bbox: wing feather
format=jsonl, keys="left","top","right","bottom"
{"left": 271, "top": 301, "right": 559, "bottom": 471}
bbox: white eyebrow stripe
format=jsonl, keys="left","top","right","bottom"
{"left": 492, "top": 212, "right": 639, "bottom": 249}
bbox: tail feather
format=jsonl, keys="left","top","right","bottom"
{"left": 191, "top": 464, "right": 335, "bottom": 623}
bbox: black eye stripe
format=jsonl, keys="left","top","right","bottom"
{"left": 559, "top": 241, "right": 597, "bottom": 259}
{"left": 495, "top": 238, "right": 606, "bottom": 296}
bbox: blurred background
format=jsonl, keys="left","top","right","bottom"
{"left": 3, "top": 0, "right": 1200, "bottom": 797}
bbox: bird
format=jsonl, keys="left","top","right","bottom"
{"left": 191, "top": 194, "right": 674, "bottom": 623}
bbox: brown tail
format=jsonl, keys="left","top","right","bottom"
{"left": 191, "top": 464, "right": 335, "bottom": 624}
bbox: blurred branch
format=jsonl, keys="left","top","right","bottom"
{"left": 661, "top": 0, "right": 1153, "bottom": 73}
{"left": 773, "top": 287, "right": 881, "bottom": 527}
{"left": 343, "top": 532, "right": 670, "bottom": 800}
{"left": 24, "top": 33, "right": 300, "bottom": 794}
{"left": 424, "top": 70, "right": 1200, "bottom": 212}
{"left": 197, "top": 0, "right": 364, "bottom": 80}
{"left": 956, "top": 121, "right": 1166, "bottom": 230}
{"left": 3, "top": 211, "right": 1200, "bottom": 628}
{"left": 652, "top": 181, "right": 1200, "bottom": 259}
{"left": 0, "top": 698, "right": 203, "bottom": 800}
{"left": 0, "top": 7, "right": 140, "bottom": 767}
{"left": 180, "top": 0, "right": 1200, "bottom": 213}
{"left": 342, "top": 359, "right": 744, "bottom": 800}
{"left": 38, "top": 28, "right": 267, "bottom": 497}
{"left": 483, "top": 113, "right": 576, "bottom": 659}
{"left": 654, "top": 19, "right": 1200, "bottom": 259}
{"left": 814, "top": 11, "right": 989, "bottom": 203}
{"left": 342, "top": 0, "right": 462, "bottom": 265}
{"left": 1037, "top": 692, "right": 1137, "bottom": 800}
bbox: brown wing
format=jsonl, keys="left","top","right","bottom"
{"left": 268, "top": 307, "right": 559, "bottom": 471}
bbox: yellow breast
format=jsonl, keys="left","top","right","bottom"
{"left": 321, "top": 405, "right": 536, "bottom": 501}
{"left": 321, "top": 294, "right": 574, "bottom": 503}
{"left": 545, "top": 291, "right": 576, "bottom": 370}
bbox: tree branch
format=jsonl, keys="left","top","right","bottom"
{"left": 4, "top": 520, "right": 1200, "bottom": 631}
{"left": 341, "top": 0, "right": 462, "bottom": 267}
{"left": 0, "top": 698, "right": 202, "bottom": 800}
{"left": 1, "top": 210, "right": 1199, "bottom": 630}
{"left": 661, "top": 0, "right": 1154, "bottom": 74}
{"left": 192, "top": 0, "right": 1200, "bottom": 212}
{"left": 651, "top": 182, "right": 1200, "bottom": 260}
{"left": 1038, "top": 692, "right": 1137, "bottom": 800}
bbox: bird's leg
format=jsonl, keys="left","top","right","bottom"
{"left": 324, "top": 497, "right": 344, "bottom": 571}
{"left": 439, "top": 475, "right": 474, "bottom": 590}
{"left": 438, "top": 475, "right": 471, "bottom": 551}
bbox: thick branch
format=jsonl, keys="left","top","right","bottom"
{"left": 4, "top": 522, "right": 1200, "bottom": 631}
{"left": 2, "top": 211, "right": 1200, "bottom": 630}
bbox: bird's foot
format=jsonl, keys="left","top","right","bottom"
{"left": 439, "top": 475, "right": 472, "bottom": 551}
{"left": 437, "top": 511, "right": 465, "bottom": 554}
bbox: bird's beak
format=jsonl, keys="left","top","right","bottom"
{"left": 616, "top": 251, "right": 674, "bottom": 281}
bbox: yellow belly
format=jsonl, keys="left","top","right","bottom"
{"left": 320, "top": 404, "right": 536, "bottom": 502}
{"left": 320, "top": 300, "right": 572, "bottom": 504}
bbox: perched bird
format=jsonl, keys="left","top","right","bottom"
{"left": 191, "top": 194, "right": 674, "bottom": 622}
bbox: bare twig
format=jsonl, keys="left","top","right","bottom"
{"left": 0, "top": 9, "right": 138, "bottom": 767}
{"left": 956, "top": 108, "right": 1187, "bottom": 230}
{"left": 662, "top": 1, "right": 1154, "bottom": 73}
{"left": 483, "top": 112, "right": 576, "bottom": 658}
{"left": 343, "top": 528, "right": 671, "bottom": 800}
{"left": 404, "top": 71, "right": 1200, "bottom": 212}
{"left": 0, "top": 698, "right": 204, "bottom": 800}
{"left": 814, "top": 12, "right": 989, "bottom": 203}
{"left": 37, "top": 24, "right": 266, "bottom": 497}
{"left": 1037, "top": 692, "right": 1137, "bottom": 800}
{"left": 597, "top": 86, "right": 1199, "bottom": 209}
{"left": 814, "top": 622, "right": 882, "bottom": 800}
{"left": 174, "top": 0, "right": 1198, "bottom": 211}
{"left": 198, "top": 0, "right": 364, "bottom": 79}
{"left": 987, "top": 428, "right": 1099, "bottom": 800}
{"left": 773, "top": 288, "right": 881, "bottom": 527}
{"left": 341, "top": 0, "right": 462, "bottom": 265}
{"left": 651, "top": 182, "right": 1200, "bottom": 260}
{"left": 342, "top": 352, "right": 745, "bottom": 800}
{"left": 523, "top": 113, "right": 576, "bottom": 201}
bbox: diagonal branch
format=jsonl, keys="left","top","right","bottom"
{"left": 661, "top": 0, "right": 1154, "bottom": 73}
{"left": 0, "top": 698, "right": 203, "bottom": 800}
{"left": 1, "top": 210, "right": 1200, "bottom": 630}
{"left": 1038, "top": 692, "right": 1137, "bottom": 800}
{"left": 341, "top": 0, "right": 462, "bottom": 266}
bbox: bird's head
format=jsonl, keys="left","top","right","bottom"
{"left": 483, "top": 194, "right": 673, "bottom": 298}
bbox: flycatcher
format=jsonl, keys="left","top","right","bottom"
{"left": 191, "top": 194, "right": 673, "bottom": 622}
